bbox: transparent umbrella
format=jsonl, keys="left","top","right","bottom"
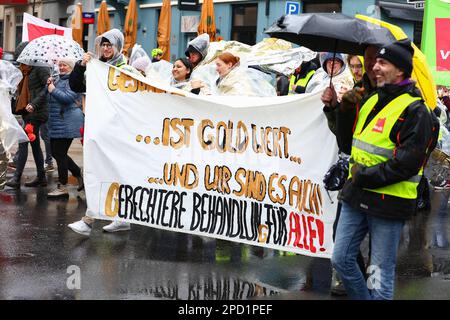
{"left": 17, "top": 34, "right": 84, "bottom": 67}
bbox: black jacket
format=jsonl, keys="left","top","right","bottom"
{"left": 69, "top": 60, "right": 86, "bottom": 93}
{"left": 336, "top": 81, "right": 435, "bottom": 220}
{"left": 323, "top": 73, "right": 376, "bottom": 140}
{"left": 16, "top": 66, "right": 51, "bottom": 124}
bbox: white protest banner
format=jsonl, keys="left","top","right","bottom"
{"left": 85, "top": 60, "right": 339, "bottom": 258}
{"left": 22, "top": 13, "right": 72, "bottom": 42}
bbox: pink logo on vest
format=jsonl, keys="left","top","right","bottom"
{"left": 372, "top": 118, "right": 386, "bottom": 133}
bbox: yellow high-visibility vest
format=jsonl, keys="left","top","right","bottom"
{"left": 349, "top": 93, "right": 422, "bottom": 199}
{"left": 289, "top": 70, "right": 315, "bottom": 95}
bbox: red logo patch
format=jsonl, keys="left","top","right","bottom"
{"left": 372, "top": 118, "right": 386, "bottom": 133}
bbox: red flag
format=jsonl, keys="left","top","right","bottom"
{"left": 436, "top": 18, "right": 450, "bottom": 72}
{"left": 22, "top": 13, "right": 72, "bottom": 42}
{"left": 27, "top": 24, "right": 65, "bottom": 41}
{"left": 0, "top": 1, "right": 28, "bottom": 4}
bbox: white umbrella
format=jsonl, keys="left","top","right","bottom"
{"left": 17, "top": 34, "right": 84, "bottom": 67}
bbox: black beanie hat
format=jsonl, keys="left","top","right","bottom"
{"left": 376, "top": 39, "right": 414, "bottom": 78}
{"left": 100, "top": 37, "right": 111, "bottom": 45}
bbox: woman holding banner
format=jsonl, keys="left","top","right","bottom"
{"left": 170, "top": 57, "right": 205, "bottom": 94}
{"left": 68, "top": 29, "right": 132, "bottom": 235}
{"left": 215, "top": 52, "right": 276, "bottom": 97}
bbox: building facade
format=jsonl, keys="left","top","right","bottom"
{"left": 97, "top": 0, "right": 425, "bottom": 61}
{"left": 0, "top": 0, "right": 75, "bottom": 53}
{"left": 1, "top": 0, "right": 425, "bottom": 60}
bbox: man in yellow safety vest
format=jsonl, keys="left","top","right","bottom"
{"left": 321, "top": 39, "right": 435, "bottom": 300}
{"left": 289, "top": 60, "right": 317, "bottom": 95}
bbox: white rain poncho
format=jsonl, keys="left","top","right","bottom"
{"left": 94, "top": 28, "right": 126, "bottom": 67}
{"left": 185, "top": 33, "right": 210, "bottom": 60}
{"left": 94, "top": 29, "right": 142, "bottom": 76}
{"left": 129, "top": 44, "right": 151, "bottom": 74}
{"left": 0, "top": 60, "right": 28, "bottom": 158}
{"left": 146, "top": 60, "right": 174, "bottom": 85}
{"left": 215, "top": 63, "right": 276, "bottom": 97}
{"left": 141, "top": 37, "right": 315, "bottom": 97}
{"left": 0, "top": 60, "right": 22, "bottom": 94}
{"left": 305, "top": 52, "right": 354, "bottom": 96}
{"left": 186, "top": 40, "right": 277, "bottom": 96}
{"left": 247, "top": 38, "right": 316, "bottom": 76}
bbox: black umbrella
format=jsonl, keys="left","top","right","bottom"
{"left": 265, "top": 13, "right": 396, "bottom": 56}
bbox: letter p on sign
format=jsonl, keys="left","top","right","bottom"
{"left": 285, "top": 1, "right": 301, "bottom": 15}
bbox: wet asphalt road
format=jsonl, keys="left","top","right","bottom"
{"left": 0, "top": 142, "right": 449, "bottom": 300}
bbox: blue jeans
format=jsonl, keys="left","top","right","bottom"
{"left": 432, "top": 191, "right": 449, "bottom": 248}
{"left": 14, "top": 122, "right": 45, "bottom": 180}
{"left": 331, "top": 202, "right": 405, "bottom": 300}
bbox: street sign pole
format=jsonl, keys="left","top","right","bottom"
{"left": 83, "top": 0, "right": 95, "bottom": 52}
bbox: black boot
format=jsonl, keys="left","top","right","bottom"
{"left": 24, "top": 176, "right": 48, "bottom": 187}
{"left": 6, "top": 177, "right": 21, "bottom": 189}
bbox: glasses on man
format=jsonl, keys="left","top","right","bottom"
{"left": 101, "top": 43, "right": 113, "bottom": 48}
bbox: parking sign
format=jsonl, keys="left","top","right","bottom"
{"left": 285, "top": 1, "right": 301, "bottom": 15}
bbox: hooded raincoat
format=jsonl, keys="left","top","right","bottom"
{"left": 185, "top": 34, "right": 210, "bottom": 65}
{"left": 70, "top": 29, "right": 131, "bottom": 93}
{"left": 94, "top": 29, "right": 127, "bottom": 67}
{"left": 215, "top": 65, "right": 276, "bottom": 97}
{"left": 305, "top": 52, "right": 354, "bottom": 95}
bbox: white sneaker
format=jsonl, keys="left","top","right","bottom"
{"left": 68, "top": 220, "right": 92, "bottom": 236}
{"left": 103, "top": 220, "right": 131, "bottom": 232}
{"left": 47, "top": 184, "right": 69, "bottom": 198}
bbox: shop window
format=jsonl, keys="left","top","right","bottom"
{"left": 303, "top": 0, "right": 342, "bottom": 13}
{"left": 231, "top": 3, "right": 257, "bottom": 45}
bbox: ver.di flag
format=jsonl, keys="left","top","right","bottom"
{"left": 84, "top": 60, "right": 339, "bottom": 259}
{"left": 421, "top": 0, "right": 450, "bottom": 86}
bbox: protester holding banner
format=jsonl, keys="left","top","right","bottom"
{"left": 170, "top": 57, "right": 193, "bottom": 88}
{"left": 185, "top": 34, "right": 210, "bottom": 70}
{"left": 46, "top": 59, "right": 84, "bottom": 199}
{"left": 321, "top": 45, "right": 379, "bottom": 296}
{"left": 6, "top": 41, "right": 51, "bottom": 189}
{"left": 170, "top": 57, "right": 205, "bottom": 94}
{"left": 69, "top": 28, "right": 128, "bottom": 94}
{"left": 68, "top": 29, "right": 131, "bottom": 235}
{"left": 323, "top": 39, "right": 435, "bottom": 300}
{"left": 68, "top": 29, "right": 130, "bottom": 236}
{"left": 215, "top": 52, "right": 276, "bottom": 97}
